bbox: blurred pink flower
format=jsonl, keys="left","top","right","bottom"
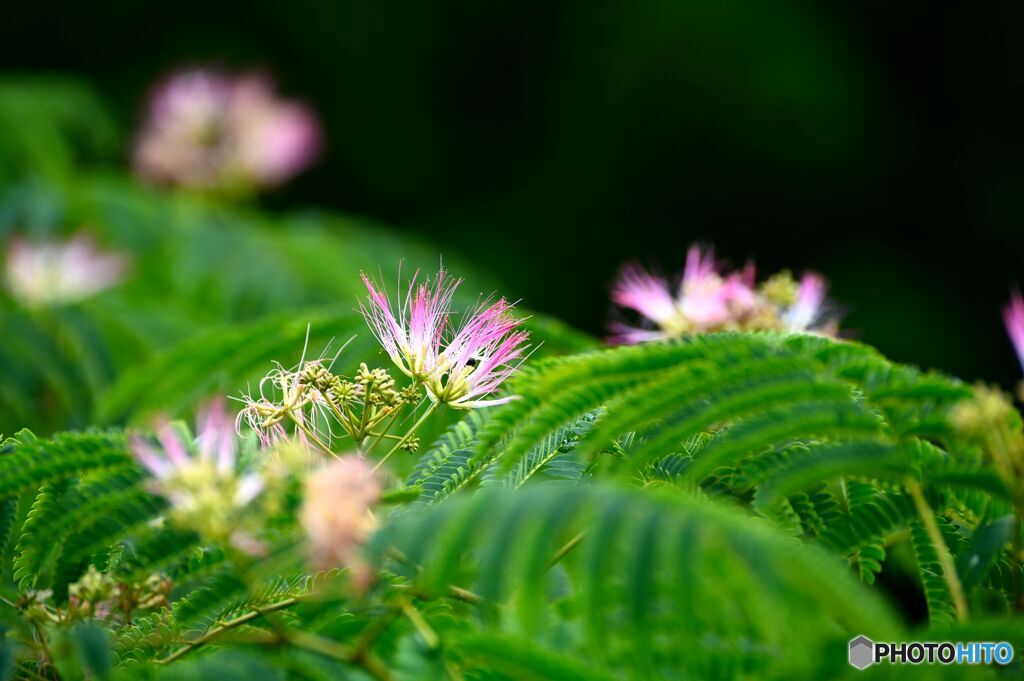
{"left": 232, "top": 76, "right": 321, "bottom": 185}
{"left": 785, "top": 272, "right": 828, "bottom": 332}
{"left": 610, "top": 244, "right": 836, "bottom": 343}
{"left": 679, "top": 247, "right": 758, "bottom": 329}
{"left": 301, "top": 455, "right": 381, "bottom": 571}
{"left": 1003, "top": 290, "right": 1024, "bottom": 371}
{"left": 611, "top": 264, "right": 677, "bottom": 331}
{"left": 4, "top": 233, "right": 127, "bottom": 308}
{"left": 133, "top": 68, "right": 320, "bottom": 193}
{"left": 131, "top": 397, "right": 265, "bottom": 551}
{"left": 132, "top": 397, "right": 239, "bottom": 480}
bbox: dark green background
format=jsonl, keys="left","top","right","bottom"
{"left": 3, "top": 0, "right": 1024, "bottom": 385}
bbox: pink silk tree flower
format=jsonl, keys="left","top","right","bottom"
{"left": 133, "top": 70, "right": 237, "bottom": 190}
{"left": 301, "top": 456, "right": 381, "bottom": 571}
{"left": 231, "top": 76, "right": 321, "bottom": 186}
{"left": 131, "top": 396, "right": 262, "bottom": 497}
{"left": 612, "top": 264, "right": 680, "bottom": 333}
{"left": 676, "top": 245, "right": 722, "bottom": 327}
{"left": 611, "top": 245, "right": 747, "bottom": 339}
{"left": 678, "top": 246, "right": 757, "bottom": 330}
{"left": 360, "top": 269, "right": 461, "bottom": 381}
{"left": 235, "top": 359, "right": 344, "bottom": 455}
{"left": 784, "top": 273, "right": 828, "bottom": 332}
{"left": 610, "top": 263, "right": 688, "bottom": 344}
{"left": 133, "top": 68, "right": 320, "bottom": 193}
{"left": 4, "top": 233, "right": 127, "bottom": 308}
{"left": 1004, "top": 290, "right": 1024, "bottom": 371}
{"left": 609, "top": 243, "right": 838, "bottom": 343}
{"left": 131, "top": 397, "right": 265, "bottom": 549}
{"left": 428, "top": 298, "right": 531, "bottom": 408}
{"left": 360, "top": 266, "right": 531, "bottom": 408}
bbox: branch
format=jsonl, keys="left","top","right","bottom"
{"left": 907, "top": 479, "right": 968, "bottom": 622}
{"left": 546, "top": 531, "right": 586, "bottom": 570}
{"left": 157, "top": 596, "right": 299, "bottom": 664}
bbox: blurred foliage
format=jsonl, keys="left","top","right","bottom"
{"left": 0, "top": 78, "right": 594, "bottom": 439}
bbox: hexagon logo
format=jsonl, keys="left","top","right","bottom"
{"left": 849, "top": 635, "right": 875, "bottom": 670}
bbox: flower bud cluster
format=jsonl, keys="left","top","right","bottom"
{"left": 240, "top": 356, "right": 424, "bottom": 452}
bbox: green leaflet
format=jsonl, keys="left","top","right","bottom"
{"left": 368, "top": 483, "right": 901, "bottom": 679}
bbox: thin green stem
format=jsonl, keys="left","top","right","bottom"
{"left": 30, "top": 622, "right": 55, "bottom": 680}
{"left": 983, "top": 428, "right": 1024, "bottom": 612}
{"left": 17, "top": 663, "right": 50, "bottom": 681}
{"left": 285, "top": 630, "right": 354, "bottom": 660}
{"left": 158, "top": 597, "right": 300, "bottom": 664}
{"left": 357, "top": 383, "right": 375, "bottom": 438}
{"left": 447, "top": 585, "right": 484, "bottom": 605}
{"left": 400, "top": 599, "right": 439, "bottom": 649}
{"left": 394, "top": 582, "right": 485, "bottom": 605}
{"left": 318, "top": 388, "right": 357, "bottom": 439}
{"left": 372, "top": 401, "right": 438, "bottom": 472}
{"left": 907, "top": 479, "right": 968, "bottom": 622}
{"left": 364, "top": 409, "right": 403, "bottom": 454}
{"left": 289, "top": 414, "right": 337, "bottom": 458}
{"left": 546, "top": 531, "right": 586, "bottom": 571}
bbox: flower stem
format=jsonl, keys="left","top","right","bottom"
{"left": 284, "top": 630, "right": 354, "bottom": 660}
{"left": 288, "top": 628, "right": 394, "bottom": 680}
{"left": 289, "top": 414, "right": 337, "bottom": 458}
{"left": 983, "top": 427, "right": 1024, "bottom": 611}
{"left": 368, "top": 433, "right": 403, "bottom": 441}
{"left": 318, "top": 388, "right": 356, "bottom": 438}
{"left": 546, "top": 531, "right": 586, "bottom": 570}
{"left": 372, "top": 401, "right": 438, "bottom": 472}
{"left": 907, "top": 479, "right": 968, "bottom": 622}
{"left": 400, "top": 599, "right": 439, "bottom": 649}
{"left": 364, "top": 409, "right": 403, "bottom": 454}
{"left": 17, "top": 662, "right": 50, "bottom": 681}
{"left": 158, "top": 597, "right": 300, "bottom": 664}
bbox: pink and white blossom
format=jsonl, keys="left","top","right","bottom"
{"left": 231, "top": 76, "right": 321, "bottom": 186}
{"left": 131, "top": 397, "right": 265, "bottom": 550}
{"left": 360, "top": 268, "right": 530, "bottom": 408}
{"left": 131, "top": 397, "right": 262, "bottom": 497}
{"left": 607, "top": 321, "right": 672, "bottom": 346}
{"left": 133, "top": 68, "right": 320, "bottom": 193}
{"left": 236, "top": 394, "right": 291, "bottom": 449}
{"left": 784, "top": 273, "right": 828, "bottom": 332}
{"left": 301, "top": 456, "right": 381, "bottom": 570}
{"left": 611, "top": 265, "right": 678, "bottom": 331}
{"left": 1004, "top": 290, "right": 1024, "bottom": 371}
{"left": 677, "top": 246, "right": 757, "bottom": 329}
{"left": 4, "top": 234, "right": 127, "bottom": 308}
{"left": 360, "top": 269, "right": 460, "bottom": 381}
{"left": 610, "top": 243, "right": 836, "bottom": 343}
{"left": 430, "top": 298, "right": 531, "bottom": 408}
